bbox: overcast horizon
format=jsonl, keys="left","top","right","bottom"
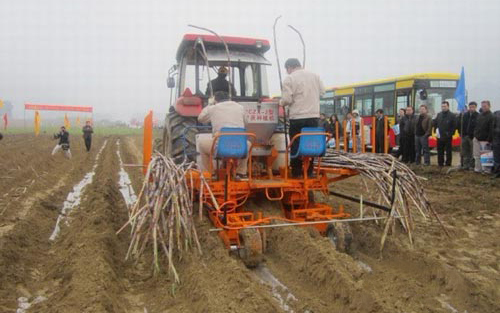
{"left": 1, "top": 0, "right": 499, "bottom": 121}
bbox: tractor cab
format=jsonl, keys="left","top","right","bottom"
{"left": 168, "top": 34, "right": 272, "bottom": 116}
{"left": 164, "top": 34, "right": 283, "bottom": 166}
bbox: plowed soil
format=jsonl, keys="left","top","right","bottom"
{"left": 0, "top": 133, "right": 498, "bottom": 312}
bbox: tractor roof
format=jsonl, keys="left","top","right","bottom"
{"left": 176, "top": 33, "right": 271, "bottom": 62}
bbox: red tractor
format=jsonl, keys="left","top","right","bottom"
{"left": 163, "top": 33, "right": 278, "bottom": 163}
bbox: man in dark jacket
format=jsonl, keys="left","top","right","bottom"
{"left": 82, "top": 120, "right": 94, "bottom": 152}
{"left": 415, "top": 105, "right": 433, "bottom": 165}
{"left": 394, "top": 108, "right": 406, "bottom": 158}
{"left": 473, "top": 100, "right": 495, "bottom": 172}
{"left": 375, "top": 109, "right": 386, "bottom": 153}
{"left": 52, "top": 126, "right": 71, "bottom": 159}
{"left": 400, "top": 106, "right": 416, "bottom": 163}
{"left": 205, "top": 66, "right": 237, "bottom": 97}
{"left": 458, "top": 102, "right": 478, "bottom": 170}
{"left": 492, "top": 110, "right": 500, "bottom": 178}
{"left": 433, "top": 101, "right": 456, "bottom": 166}
{"left": 318, "top": 113, "right": 329, "bottom": 131}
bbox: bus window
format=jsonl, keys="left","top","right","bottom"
{"left": 320, "top": 97, "right": 335, "bottom": 116}
{"left": 397, "top": 91, "right": 411, "bottom": 111}
{"left": 415, "top": 88, "right": 458, "bottom": 117}
{"left": 374, "top": 92, "right": 394, "bottom": 116}
{"left": 356, "top": 95, "right": 373, "bottom": 116}
{"left": 335, "top": 96, "right": 351, "bottom": 120}
{"left": 355, "top": 99, "right": 363, "bottom": 114}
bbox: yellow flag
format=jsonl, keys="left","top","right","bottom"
{"left": 34, "top": 111, "right": 41, "bottom": 136}
{"left": 64, "top": 114, "right": 71, "bottom": 129}
{"left": 76, "top": 116, "right": 81, "bottom": 126}
{"left": 0, "top": 99, "right": 3, "bottom": 108}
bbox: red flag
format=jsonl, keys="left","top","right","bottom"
{"left": 3, "top": 113, "right": 7, "bottom": 130}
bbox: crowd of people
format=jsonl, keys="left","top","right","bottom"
{"left": 396, "top": 100, "right": 499, "bottom": 177}
{"left": 318, "top": 100, "right": 500, "bottom": 178}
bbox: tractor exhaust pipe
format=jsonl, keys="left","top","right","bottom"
{"left": 273, "top": 16, "right": 290, "bottom": 156}
{"left": 287, "top": 25, "right": 306, "bottom": 68}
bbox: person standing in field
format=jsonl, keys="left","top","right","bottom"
{"left": 344, "top": 112, "right": 354, "bottom": 151}
{"left": 473, "top": 100, "right": 494, "bottom": 173}
{"left": 394, "top": 108, "right": 406, "bottom": 159}
{"left": 280, "top": 58, "right": 325, "bottom": 177}
{"left": 458, "top": 102, "right": 478, "bottom": 170}
{"left": 52, "top": 126, "right": 72, "bottom": 159}
{"left": 350, "top": 109, "right": 362, "bottom": 152}
{"left": 415, "top": 105, "right": 432, "bottom": 166}
{"left": 329, "top": 114, "right": 340, "bottom": 139}
{"left": 400, "top": 106, "right": 416, "bottom": 163}
{"left": 492, "top": 109, "right": 500, "bottom": 178}
{"left": 433, "top": 101, "right": 456, "bottom": 166}
{"left": 375, "top": 109, "right": 386, "bottom": 153}
{"left": 82, "top": 120, "right": 94, "bottom": 152}
{"left": 318, "top": 113, "right": 329, "bottom": 131}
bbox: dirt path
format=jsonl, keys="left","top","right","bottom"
{"left": 0, "top": 134, "right": 105, "bottom": 231}
{"left": 0, "top": 134, "right": 498, "bottom": 312}
{"left": 0, "top": 136, "right": 107, "bottom": 311}
{"left": 330, "top": 169, "right": 500, "bottom": 313}
{"left": 0, "top": 135, "right": 283, "bottom": 312}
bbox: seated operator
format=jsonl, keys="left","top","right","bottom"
{"left": 205, "top": 66, "right": 237, "bottom": 97}
{"left": 198, "top": 91, "right": 248, "bottom": 180}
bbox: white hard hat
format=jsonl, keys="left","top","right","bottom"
{"left": 352, "top": 109, "right": 359, "bottom": 115}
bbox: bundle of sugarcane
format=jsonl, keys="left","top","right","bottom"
{"left": 318, "top": 151, "right": 447, "bottom": 249}
{"left": 116, "top": 153, "right": 201, "bottom": 283}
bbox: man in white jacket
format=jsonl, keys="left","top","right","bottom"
{"left": 198, "top": 91, "right": 248, "bottom": 179}
{"left": 280, "top": 58, "right": 325, "bottom": 177}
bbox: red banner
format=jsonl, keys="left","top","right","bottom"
{"left": 24, "top": 103, "right": 93, "bottom": 113}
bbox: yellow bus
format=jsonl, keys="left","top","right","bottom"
{"left": 320, "top": 72, "right": 460, "bottom": 123}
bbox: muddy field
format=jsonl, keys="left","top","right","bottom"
{"left": 0, "top": 133, "right": 498, "bottom": 313}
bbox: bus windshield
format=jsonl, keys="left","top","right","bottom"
{"left": 415, "top": 88, "right": 458, "bottom": 117}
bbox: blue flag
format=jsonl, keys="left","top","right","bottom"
{"left": 455, "top": 67, "right": 466, "bottom": 112}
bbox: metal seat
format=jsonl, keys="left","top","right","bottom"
{"left": 290, "top": 127, "right": 327, "bottom": 158}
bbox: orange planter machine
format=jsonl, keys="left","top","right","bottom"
{"left": 163, "top": 33, "right": 359, "bottom": 267}
{"left": 186, "top": 126, "right": 358, "bottom": 267}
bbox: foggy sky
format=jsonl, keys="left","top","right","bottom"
{"left": 1, "top": 0, "right": 499, "bottom": 121}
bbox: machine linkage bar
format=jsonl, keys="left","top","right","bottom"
{"left": 328, "top": 191, "right": 392, "bottom": 212}
{"left": 208, "top": 215, "right": 404, "bottom": 232}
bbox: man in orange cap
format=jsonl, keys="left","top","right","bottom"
{"left": 205, "top": 66, "right": 237, "bottom": 97}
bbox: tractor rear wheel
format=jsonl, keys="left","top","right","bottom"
{"left": 327, "top": 222, "right": 353, "bottom": 253}
{"left": 163, "top": 108, "right": 199, "bottom": 163}
{"left": 238, "top": 228, "right": 263, "bottom": 268}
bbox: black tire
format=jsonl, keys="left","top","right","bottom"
{"left": 163, "top": 109, "right": 199, "bottom": 164}
{"left": 327, "top": 222, "right": 353, "bottom": 253}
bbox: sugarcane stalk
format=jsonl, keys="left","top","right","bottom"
{"left": 119, "top": 153, "right": 204, "bottom": 283}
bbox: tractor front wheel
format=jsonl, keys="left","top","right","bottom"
{"left": 163, "top": 108, "right": 199, "bottom": 163}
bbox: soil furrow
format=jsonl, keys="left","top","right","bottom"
{"left": 0, "top": 136, "right": 106, "bottom": 311}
